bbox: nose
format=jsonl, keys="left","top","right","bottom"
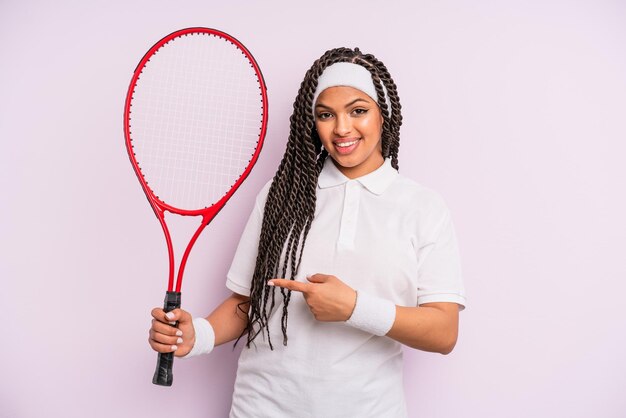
{"left": 333, "top": 114, "right": 352, "bottom": 136}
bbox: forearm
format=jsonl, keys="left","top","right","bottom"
{"left": 205, "top": 292, "right": 250, "bottom": 347}
{"left": 385, "top": 304, "right": 459, "bottom": 354}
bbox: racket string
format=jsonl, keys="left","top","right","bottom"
{"left": 129, "top": 32, "right": 265, "bottom": 210}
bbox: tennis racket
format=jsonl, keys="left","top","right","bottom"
{"left": 123, "top": 27, "right": 268, "bottom": 386}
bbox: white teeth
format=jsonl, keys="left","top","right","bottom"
{"left": 336, "top": 140, "right": 358, "bottom": 148}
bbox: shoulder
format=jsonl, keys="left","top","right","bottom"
{"left": 388, "top": 174, "right": 453, "bottom": 242}
{"left": 389, "top": 173, "right": 450, "bottom": 216}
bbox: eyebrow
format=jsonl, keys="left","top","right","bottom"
{"left": 315, "top": 98, "right": 371, "bottom": 110}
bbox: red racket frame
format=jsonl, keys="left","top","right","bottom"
{"left": 123, "top": 27, "right": 268, "bottom": 294}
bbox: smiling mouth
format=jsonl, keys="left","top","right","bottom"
{"left": 336, "top": 139, "right": 359, "bottom": 148}
{"left": 332, "top": 138, "right": 361, "bottom": 154}
{"left": 334, "top": 137, "right": 360, "bottom": 146}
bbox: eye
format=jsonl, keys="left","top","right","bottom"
{"left": 317, "top": 112, "right": 332, "bottom": 120}
{"left": 352, "top": 108, "right": 368, "bottom": 116}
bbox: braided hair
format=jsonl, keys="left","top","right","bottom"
{"left": 234, "top": 47, "right": 403, "bottom": 350}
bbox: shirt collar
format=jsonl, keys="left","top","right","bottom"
{"left": 318, "top": 157, "right": 398, "bottom": 195}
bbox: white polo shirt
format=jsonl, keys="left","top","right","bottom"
{"left": 226, "top": 157, "right": 466, "bottom": 418}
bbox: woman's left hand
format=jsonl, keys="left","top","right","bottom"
{"left": 268, "top": 274, "right": 357, "bottom": 322}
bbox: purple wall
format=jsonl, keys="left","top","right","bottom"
{"left": 1, "top": 0, "right": 625, "bottom": 417}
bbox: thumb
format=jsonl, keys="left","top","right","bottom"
{"left": 164, "top": 308, "right": 192, "bottom": 325}
{"left": 306, "top": 273, "right": 329, "bottom": 283}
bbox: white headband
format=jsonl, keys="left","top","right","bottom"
{"left": 311, "top": 62, "right": 392, "bottom": 117}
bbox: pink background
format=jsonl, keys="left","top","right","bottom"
{"left": 1, "top": 1, "right": 625, "bottom": 417}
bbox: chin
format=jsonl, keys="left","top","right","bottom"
{"left": 331, "top": 154, "right": 360, "bottom": 167}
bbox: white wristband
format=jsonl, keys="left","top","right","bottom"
{"left": 345, "top": 291, "right": 396, "bottom": 336}
{"left": 181, "top": 317, "right": 215, "bottom": 358}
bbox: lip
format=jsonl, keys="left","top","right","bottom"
{"left": 332, "top": 137, "right": 361, "bottom": 155}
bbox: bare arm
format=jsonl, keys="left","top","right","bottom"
{"left": 385, "top": 302, "right": 460, "bottom": 355}
{"left": 206, "top": 292, "right": 250, "bottom": 347}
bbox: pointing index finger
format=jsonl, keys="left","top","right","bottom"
{"left": 268, "top": 279, "right": 309, "bottom": 293}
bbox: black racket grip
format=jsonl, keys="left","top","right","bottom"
{"left": 152, "top": 291, "right": 182, "bottom": 386}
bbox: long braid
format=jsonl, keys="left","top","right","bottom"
{"left": 371, "top": 59, "right": 403, "bottom": 169}
{"left": 234, "top": 47, "right": 404, "bottom": 350}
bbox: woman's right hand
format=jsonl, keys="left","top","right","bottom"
{"left": 148, "top": 308, "right": 195, "bottom": 357}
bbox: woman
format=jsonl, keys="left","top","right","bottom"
{"left": 149, "top": 47, "right": 466, "bottom": 417}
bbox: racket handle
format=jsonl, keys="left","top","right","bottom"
{"left": 152, "top": 291, "right": 182, "bottom": 386}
